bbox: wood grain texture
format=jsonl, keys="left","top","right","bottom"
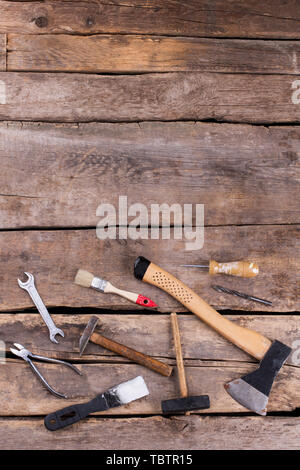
{"left": 1, "top": 359, "right": 299, "bottom": 415}
{"left": 1, "top": 72, "right": 300, "bottom": 123}
{"left": 0, "top": 121, "right": 299, "bottom": 228}
{"left": 170, "top": 313, "right": 188, "bottom": 398}
{"left": 0, "top": 34, "right": 5, "bottom": 71}
{"left": 0, "top": 227, "right": 298, "bottom": 312}
{"left": 1, "top": 314, "right": 299, "bottom": 365}
{"left": 0, "top": 416, "right": 299, "bottom": 449}
{"left": 1, "top": 1, "right": 300, "bottom": 38}
{"left": 7, "top": 34, "right": 300, "bottom": 74}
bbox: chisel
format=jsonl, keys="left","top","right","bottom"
{"left": 180, "top": 260, "right": 259, "bottom": 278}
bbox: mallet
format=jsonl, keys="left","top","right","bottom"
{"left": 79, "top": 315, "right": 173, "bottom": 377}
{"left": 134, "top": 256, "right": 291, "bottom": 415}
{"left": 161, "top": 313, "right": 210, "bottom": 414}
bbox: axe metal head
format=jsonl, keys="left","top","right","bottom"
{"left": 79, "top": 316, "right": 100, "bottom": 356}
{"left": 225, "top": 340, "right": 291, "bottom": 415}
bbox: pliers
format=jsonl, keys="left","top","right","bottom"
{"left": 10, "top": 343, "right": 82, "bottom": 399}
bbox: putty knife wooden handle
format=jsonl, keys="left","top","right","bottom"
{"left": 134, "top": 257, "right": 271, "bottom": 360}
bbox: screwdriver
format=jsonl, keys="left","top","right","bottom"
{"left": 180, "top": 260, "right": 259, "bottom": 278}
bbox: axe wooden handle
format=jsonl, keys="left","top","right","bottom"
{"left": 135, "top": 258, "right": 272, "bottom": 360}
{"left": 90, "top": 331, "right": 173, "bottom": 377}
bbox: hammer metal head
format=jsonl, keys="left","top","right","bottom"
{"left": 225, "top": 340, "right": 291, "bottom": 415}
{"left": 79, "top": 316, "right": 99, "bottom": 356}
{"left": 161, "top": 395, "right": 210, "bottom": 414}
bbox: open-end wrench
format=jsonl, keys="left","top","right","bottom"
{"left": 18, "top": 272, "right": 64, "bottom": 344}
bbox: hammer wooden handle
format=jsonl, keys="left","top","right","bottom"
{"left": 209, "top": 260, "right": 259, "bottom": 278}
{"left": 90, "top": 331, "right": 173, "bottom": 377}
{"left": 135, "top": 258, "right": 271, "bottom": 360}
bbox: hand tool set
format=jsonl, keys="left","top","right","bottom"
{"left": 134, "top": 256, "right": 290, "bottom": 416}
{"left": 8, "top": 249, "right": 290, "bottom": 430}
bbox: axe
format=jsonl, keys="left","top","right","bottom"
{"left": 134, "top": 256, "right": 291, "bottom": 416}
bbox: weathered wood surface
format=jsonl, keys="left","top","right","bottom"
{"left": 1, "top": 72, "right": 300, "bottom": 123}
{"left": 0, "top": 34, "right": 5, "bottom": 71}
{"left": 1, "top": 314, "right": 299, "bottom": 364}
{"left": 1, "top": 416, "right": 299, "bottom": 450}
{"left": 0, "top": 121, "right": 299, "bottom": 228}
{"left": 2, "top": 314, "right": 299, "bottom": 415}
{"left": 2, "top": 359, "right": 299, "bottom": 415}
{"left": 1, "top": 0, "right": 300, "bottom": 39}
{"left": 0, "top": 227, "right": 298, "bottom": 312}
{"left": 7, "top": 35, "right": 300, "bottom": 74}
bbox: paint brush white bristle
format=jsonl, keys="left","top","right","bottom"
{"left": 113, "top": 376, "right": 149, "bottom": 404}
{"left": 74, "top": 269, "right": 95, "bottom": 288}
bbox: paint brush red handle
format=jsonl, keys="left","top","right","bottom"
{"left": 104, "top": 282, "right": 157, "bottom": 308}
{"left": 75, "top": 269, "right": 157, "bottom": 308}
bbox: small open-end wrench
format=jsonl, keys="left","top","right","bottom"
{"left": 18, "top": 272, "right": 64, "bottom": 344}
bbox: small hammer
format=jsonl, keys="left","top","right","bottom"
{"left": 161, "top": 313, "right": 210, "bottom": 414}
{"left": 79, "top": 316, "right": 173, "bottom": 377}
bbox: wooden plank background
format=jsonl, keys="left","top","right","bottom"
{"left": 0, "top": 0, "right": 299, "bottom": 450}
{"left": 2, "top": 314, "right": 300, "bottom": 417}
{"left": 0, "top": 227, "right": 298, "bottom": 312}
{"left": 0, "top": 122, "right": 299, "bottom": 228}
{"left": 0, "top": 72, "right": 299, "bottom": 124}
{"left": 0, "top": 34, "right": 5, "bottom": 71}
{"left": 0, "top": 416, "right": 299, "bottom": 450}
{"left": 6, "top": 35, "right": 300, "bottom": 74}
{"left": 0, "top": 0, "right": 300, "bottom": 38}
{"left": 2, "top": 314, "right": 300, "bottom": 364}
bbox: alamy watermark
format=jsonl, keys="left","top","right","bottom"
{"left": 0, "top": 340, "right": 5, "bottom": 364}
{"left": 291, "top": 80, "right": 300, "bottom": 104}
{"left": 0, "top": 80, "right": 6, "bottom": 105}
{"left": 96, "top": 196, "right": 204, "bottom": 250}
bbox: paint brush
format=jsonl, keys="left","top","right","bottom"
{"left": 74, "top": 269, "right": 157, "bottom": 308}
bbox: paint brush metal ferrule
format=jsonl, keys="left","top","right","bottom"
{"left": 91, "top": 276, "right": 107, "bottom": 292}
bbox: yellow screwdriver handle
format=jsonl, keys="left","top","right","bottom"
{"left": 209, "top": 260, "right": 259, "bottom": 278}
